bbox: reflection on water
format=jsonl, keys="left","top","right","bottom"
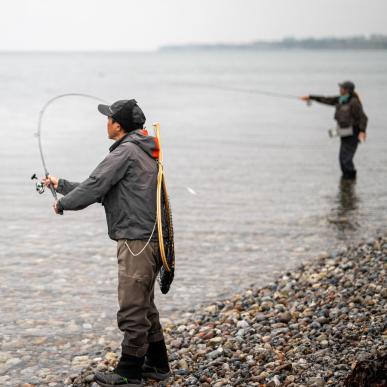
{"left": 328, "top": 178, "right": 359, "bottom": 237}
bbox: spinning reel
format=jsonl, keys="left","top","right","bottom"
{"left": 31, "top": 173, "right": 45, "bottom": 194}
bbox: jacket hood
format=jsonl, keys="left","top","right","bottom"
{"left": 120, "top": 129, "right": 160, "bottom": 160}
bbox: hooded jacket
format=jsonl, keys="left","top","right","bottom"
{"left": 56, "top": 129, "right": 160, "bottom": 241}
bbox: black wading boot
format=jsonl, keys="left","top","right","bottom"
{"left": 95, "top": 354, "right": 144, "bottom": 387}
{"left": 142, "top": 340, "right": 171, "bottom": 381}
{"left": 342, "top": 170, "right": 357, "bottom": 180}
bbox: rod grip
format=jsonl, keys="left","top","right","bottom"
{"left": 46, "top": 173, "right": 63, "bottom": 215}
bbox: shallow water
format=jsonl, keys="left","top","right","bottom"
{"left": 0, "top": 50, "right": 387, "bottom": 384}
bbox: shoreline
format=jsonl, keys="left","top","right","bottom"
{"left": 69, "top": 236, "right": 386, "bottom": 386}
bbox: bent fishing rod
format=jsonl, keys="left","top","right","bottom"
{"left": 31, "top": 93, "right": 107, "bottom": 214}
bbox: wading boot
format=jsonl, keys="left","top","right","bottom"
{"left": 95, "top": 354, "right": 144, "bottom": 387}
{"left": 142, "top": 340, "right": 171, "bottom": 381}
{"left": 342, "top": 170, "right": 357, "bottom": 180}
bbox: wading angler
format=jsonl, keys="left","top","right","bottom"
{"left": 42, "top": 99, "right": 174, "bottom": 387}
{"left": 301, "top": 81, "right": 368, "bottom": 180}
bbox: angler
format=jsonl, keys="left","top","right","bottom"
{"left": 43, "top": 100, "right": 171, "bottom": 387}
{"left": 301, "top": 81, "right": 368, "bottom": 179}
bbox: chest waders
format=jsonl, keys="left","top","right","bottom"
{"left": 334, "top": 100, "right": 359, "bottom": 178}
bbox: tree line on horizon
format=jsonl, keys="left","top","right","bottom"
{"left": 161, "top": 35, "right": 387, "bottom": 51}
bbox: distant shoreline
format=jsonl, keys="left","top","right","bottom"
{"left": 1, "top": 48, "right": 387, "bottom": 55}
{"left": 160, "top": 35, "right": 387, "bottom": 51}
{"left": 1, "top": 35, "right": 387, "bottom": 54}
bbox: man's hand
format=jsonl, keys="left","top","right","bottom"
{"left": 42, "top": 175, "right": 59, "bottom": 190}
{"left": 358, "top": 132, "right": 367, "bottom": 143}
{"left": 53, "top": 200, "right": 63, "bottom": 215}
{"left": 299, "top": 95, "right": 310, "bottom": 102}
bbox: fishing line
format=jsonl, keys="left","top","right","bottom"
{"left": 170, "top": 81, "right": 299, "bottom": 100}
{"left": 33, "top": 84, "right": 297, "bottom": 202}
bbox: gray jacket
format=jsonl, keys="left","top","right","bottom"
{"left": 57, "top": 129, "right": 160, "bottom": 241}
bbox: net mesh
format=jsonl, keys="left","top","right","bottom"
{"left": 159, "top": 176, "right": 175, "bottom": 294}
{"left": 160, "top": 177, "right": 175, "bottom": 294}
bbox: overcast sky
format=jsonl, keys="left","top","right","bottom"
{"left": 1, "top": 0, "right": 386, "bottom": 51}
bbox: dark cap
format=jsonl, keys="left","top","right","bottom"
{"left": 338, "top": 81, "right": 355, "bottom": 93}
{"left": 98, "top": 99, "right": 146, "bottom": 131}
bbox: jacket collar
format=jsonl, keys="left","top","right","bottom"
{"left": 109, "top": 129, "right": 143, "bottom": 152}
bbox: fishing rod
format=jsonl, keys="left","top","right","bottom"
{"left": 171, "top": 81, "right": 300, "bottom": 100}
{"left": 31, "top": 93, "right": 107, "bottom": 214}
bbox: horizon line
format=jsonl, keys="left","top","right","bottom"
{"left": 1, "top": 34, "right": 386, "bottom": 53}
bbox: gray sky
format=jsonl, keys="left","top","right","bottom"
{"left": 1, "top": 0, "right": 386, "bottom": 51}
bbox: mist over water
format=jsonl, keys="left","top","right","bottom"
{"left": 0, "top": 50, "right": 387, "bottom": 378}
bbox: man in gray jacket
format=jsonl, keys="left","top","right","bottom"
{"left": 44, "top": 100, "right": 170, "bottom": 387}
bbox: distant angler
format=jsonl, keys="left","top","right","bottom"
{"left": 301, "top": 81, "right": 368, "bottom": 180}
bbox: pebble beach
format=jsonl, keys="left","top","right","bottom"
{"left": 63, "top": 235, "right": 387, "bottom": 387}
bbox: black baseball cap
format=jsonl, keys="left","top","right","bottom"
{"left": 338, "top": 81, "right": 355, "bottom": 93}
{"left": 98, "top": 99, "right": 146, "bottom": 130}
